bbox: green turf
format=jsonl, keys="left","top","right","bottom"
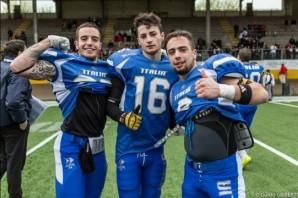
{"left": 252, "top": 103, "right": 298, "bottom": 158}
{"left": 1, "top": 102, "right": 298, "bottom": 197}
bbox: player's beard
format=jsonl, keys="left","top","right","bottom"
{"left": 175, "top": 60, "right": 196, "bottom": 76}
{"left": 175, "top": 67, "right": 190, "bottom": 75}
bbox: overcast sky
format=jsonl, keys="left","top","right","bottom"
{"left": 1, "top": 0, "right": 283, "bottom": 13}
{"left": 248, "top": 0, "right": 282, "bottom": 10}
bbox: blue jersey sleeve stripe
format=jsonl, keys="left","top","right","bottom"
{"left": 212, "top": 56, "right": 242, "bottom": 69}
{"left": 115, "top": 58, "right": 130, "bottom": 82}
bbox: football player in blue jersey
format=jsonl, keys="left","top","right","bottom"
{"left": 165, "top": 30, "right": 268, "bottom": 198}
{"left": 11, "top": 22, "right": 110, "bottom": 198}
{"left": 106, "top": 13, "right": 179, "bottom": 198}
{"left": 237, "top": 48, "right": 264, "bottom": 168}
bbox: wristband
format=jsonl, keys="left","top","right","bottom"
{"left": 218, "top": 84, "right": 236, "bottom": 100}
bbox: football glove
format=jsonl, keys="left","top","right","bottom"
{"left": 48, "top": 35, "right": 70, "bottom": 51}
{"left": 120, "top": 105, "right": 142, "bottom": 131}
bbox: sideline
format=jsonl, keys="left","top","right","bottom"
{"left": 270, "top": 102, "right": 298, "bottom": 108}
{"left": 256, "top": 98, "right": 298, "bottom": 166}
{"left": 271, "top": 96, "right": 298, "bottom": 102}
{"left": 26, "top": 132, "right": 59, "bottom": 156}
{"left": 254, "top": 139, "right": 298, "bottom": 167}
{"left": 26, "top": 120, "right": 113, "bottom": 156}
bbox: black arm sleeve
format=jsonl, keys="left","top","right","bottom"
{"left": 107, "top": 76, "right": 125, "bottom": 122}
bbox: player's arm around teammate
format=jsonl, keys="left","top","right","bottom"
{"left": 165, "top": 30, "right": 268, "bottom": 198}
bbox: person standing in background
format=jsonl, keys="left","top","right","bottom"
{"left": 279, "top": 63, "right": 288, "bottom": 96}
{"left": 262, "top": 69, "right": 275, "bottom": 101}
{"left": 0, "top": 39, "right": 32, "bottom": 198}
{"left": 7, "top": 29, "right": 13, "bottom": 40}
{"left": 237, "top": 47, "right": 265, "bottom": 168}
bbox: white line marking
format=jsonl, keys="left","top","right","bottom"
{"left": 45, "top": 101, "right": 58, "bottom": 107}
{"left": 26, "top": 122, "right": 112, "bottom": 156}
{"left": 271, "top": 96, "right": 298, "bottom": 102}
{"left": 26, "top": 132, "right": 59, "bottom": 156}
{"left": 254, "top": 138, "right": 298, "bottom": 167}
{"left": 270, "top": 102, "right": 298, "bottom": 108}
{"left": 30, "top": 122, "right": 61, "bottom": 132}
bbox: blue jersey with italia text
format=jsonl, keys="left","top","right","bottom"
{"left": 107, "top": 48, "right": 179, "bottom": 160}
{"left": 238, "top": 62, "right": 264, "bottom": 126}
{"left": 39, "top": 48, "right": 111, "bottom": 119}
{"left": 170, "top": 53, "right": 246, "bottom": 125}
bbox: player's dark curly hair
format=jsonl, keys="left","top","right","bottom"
{"left": 133, "top": 12, "right": 163, "bottom": 35}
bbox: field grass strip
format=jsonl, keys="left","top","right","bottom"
{"left": 26, "top": 131, "right": 59, "bottom": 156}
{"left": 254, "top": 138, "right": 298, "bottom": 167}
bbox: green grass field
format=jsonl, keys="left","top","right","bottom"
{"left": 1, "top": 102, "right": 298, "bottom": 198}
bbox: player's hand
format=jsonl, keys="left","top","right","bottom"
{"left": 47, "top": 35, "right": 70, "bottom": 51}
{"left": 174, "top": 125, "right": 185, "bottom": 136}
{"left": 120, "top": 105, "right": 142, "bottom": 131}
{"left": 19, "top": 120, "right": 28, "bottom": 130}
{"left": 195, "top": 69, "right": 220, "bottom": 99}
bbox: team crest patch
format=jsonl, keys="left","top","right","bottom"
{"left": 65, "top": 157, "right": 75, "bottom": 169}
{"left": 117, "top": 159, "right": 126, "bottom": 171}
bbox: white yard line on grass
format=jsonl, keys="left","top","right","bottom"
{"left": 254, "top": 138, "right": 298, "bottom": 167}
{"left": 256, "top": 100, "right": 298, "bottom": 166}
{"left": 270, "top": 102, "right": 298, "bottom": 108}
{"left": 45, "top": 101, "right": 58, "bottom": 107}
{"left": 26, "top": 131, "right": 59, "bottom": 156}
{"left": 26, "top": 122, "right": 112, "bottom": 156}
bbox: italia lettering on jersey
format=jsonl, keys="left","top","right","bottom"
{"left": 40, "top": 48, "right": 111, "bottom": 118}
{"left": 108, "top": 48, "right": 179, "bottom": 160}
{"left": 170, "top": 54, "right": 246, "bottom": 125}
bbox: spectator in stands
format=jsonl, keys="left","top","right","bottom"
{"left": 11, "top": 22, "right": 111, "bottom": 198}
{"left": 279, "top": 63, "right": 288, "bottom": 95}
{"left": 269, "top": 44, "right": 278, "bottom": 59}
{"left": 126, "top": 29, "right": 132, "bottom": 42}
{"left": 233, "top": 24, "right": 239, "bottom": 38}
{"left": 0, "top": 39, "right": 32, "bottom": 198}
{"left": 7, "top": 29, "right": 13, "bottom": 40}
{"left": 61, "top": 21, "right": 67, "bottom": 31}
{"left": 196, "top": 37, "right": 206, "bottom": 50}
{"left": 239, "top": 27, "right": 248, "bottom": 44}
{"left": 262, "top": 69, "right": 275, "bottom": 101}
{"left": 20, "top": 31, "right": 27, "bottom": 45}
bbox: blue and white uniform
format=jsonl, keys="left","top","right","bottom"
{"left": 40, "top": 48, "right": 111, "bottom": 198}
{"left": 170, "top": 54, "right": 246, "bottom": 198}
{"left": 238, "top": 62, "right": 264, "bottom": 126}
{"left": 108, "top": 48, "right": 178, "bottom": 198}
